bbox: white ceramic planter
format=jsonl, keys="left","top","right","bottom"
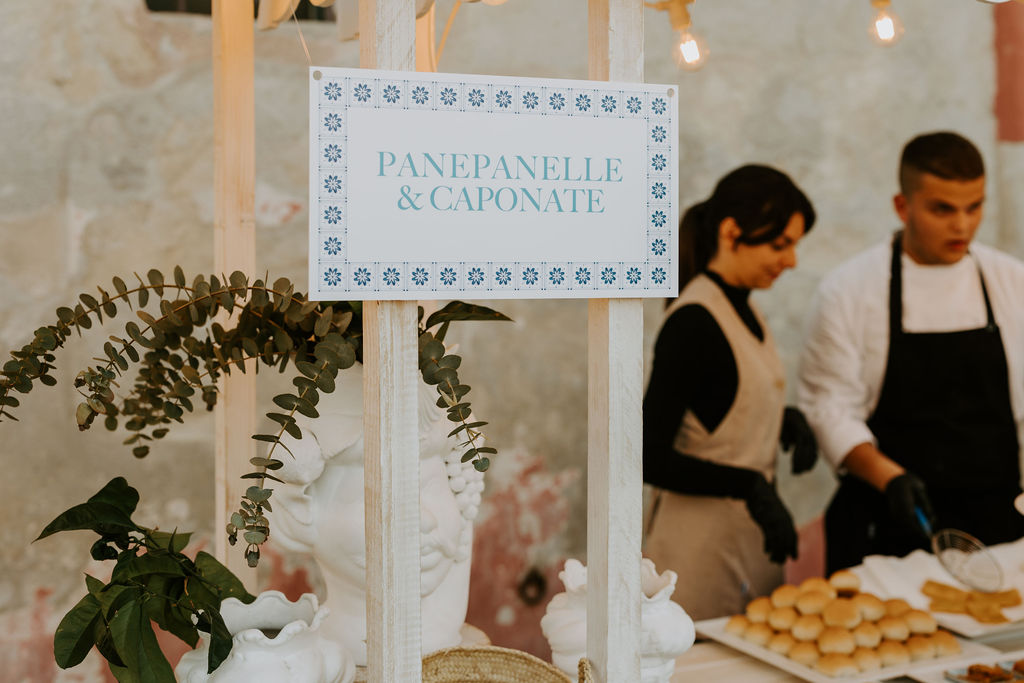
{"left": 175, "top": 591, "right": 354, "bottom": 683}
{"left": 540, "top": 558, "right": 695, "bottom": 683}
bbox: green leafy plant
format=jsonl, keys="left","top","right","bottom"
{"left": 36, "top": 477, "right": 253, "bottom": 681}
{"left": 1, "top": 267, "right": 509, "bottom": 570}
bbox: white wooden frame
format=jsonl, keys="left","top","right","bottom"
{"left": 214, "top": 1, "right": 646, "bottom": 680}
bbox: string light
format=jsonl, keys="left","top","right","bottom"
{"left": 646, "top": 0, "right": 708, "bottom": 71}
{"left": 869, "top": 0, "right": 905, "bottom": 46}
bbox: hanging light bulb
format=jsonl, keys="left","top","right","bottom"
{"left": 869, "top": 0, "right": 905, "bottom": 46}
{"left": 675, "top": 29, "right": 709, "bottom": 70}
{"left": 649, "top": 0, "right": 708, "bottom": 71}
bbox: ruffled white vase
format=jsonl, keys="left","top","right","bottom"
{"left": 175, "top": 591, "right": 355, "bottom": 683}
{"left": 540, "top": 558, "right": 695, "bottom": 683}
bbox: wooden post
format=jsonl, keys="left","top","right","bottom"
{"left": 212, "top": 0, "right": 257, "bottom": 586}
{"left": 586, "top": 1, "right": 644, "bottom": 681}
{"left": 359, "top": 1, "right": 421, "bottom": 681}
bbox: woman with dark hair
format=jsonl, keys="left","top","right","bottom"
{"left": 643, "top": 164, "right": 819, "bottom": 620}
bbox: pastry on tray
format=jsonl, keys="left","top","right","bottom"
{"left": 717, "top": 571, "right": 963, "bottom": 678}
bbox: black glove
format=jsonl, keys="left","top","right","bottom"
{"left": 780, "top": 406, "right": 818, "bottom": 474}
{"left": 884, "top": 472, "right": 935, "bottom": 546}
{"left": 744, "top": 474, "right": 798, "bottom": 564}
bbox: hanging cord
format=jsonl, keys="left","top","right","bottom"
{"left": 291, "top": 6, "right": 313, "bottom": 68}
{"left": 435, "top": 0, "right": 463, "bottom": 66}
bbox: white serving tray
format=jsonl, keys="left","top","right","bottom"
{"left": 904, "top": 646, "right": 1024, "bottom": 682}
{"left": 695, "top": 616, "right": 1000, "bottom": 683}
{"left": 853, "top": 547, "right": 1024, "bottom": 639}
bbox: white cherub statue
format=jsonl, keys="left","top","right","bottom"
{"left": 270, "top": 361, "right": 485, "bottom": 666}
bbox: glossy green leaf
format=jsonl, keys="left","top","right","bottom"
{"left": 53, "top": 592, "right": 102, "bottom": 668}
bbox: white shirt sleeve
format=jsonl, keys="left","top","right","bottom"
{"left": 797, "top": 264, "right": 880, "bottom": 468}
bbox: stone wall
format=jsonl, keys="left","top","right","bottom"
{"left": 0, "top": 0, "right": 1011, "bottom": 677}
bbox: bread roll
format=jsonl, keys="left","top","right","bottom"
{"left": 724, "top": 614, "right": 750, "bottom": 637}
{"left": 788, "top": 641, "right": 820, "bottom": 667}
{"left": 852, "top": 621, "right": 881, "bottom": 648}
{"left": 817, "top": 626, "right": 856, "bottom": 655}
{"left": 905, "top": 609, "right": 938, "bottom": 634}
{"left": 884, "top": 598, "right": 912, "bottom": 617}
{"left": 816, "top": 653, "right": 859, "bottom": 678}
{"left": 769, "top": 606, "right": 799, "bottom": 631}
{"left": 829, "top": 570, "right": 861, "bottom": 597}
{"left": 771, "top": 584, "right": 801, "bottom": 608}
{"left": 791, "top": 614, "right": 825, "bottom": 642}
{"left": 796, "top": 591, "right": 830, "bottom": 616}
{"left": 877, "top": 615, "right": 910, "bottom": 641}
{"left": 905, "top": 634, "right": 936, "bottom": 661}
{"left": 768, "top": 632, "right": 796, "bottom": 656}
{"left": 877, "top": 640, "right": 911, "bottom": 667}
{"left": 852, "top": 647, "right": 881, "bottom": 672}
{"left": 743, "top": 622, "right": 774, "bottom": 646}
{"left": 851, "top": 593, "right": 886, "bottom": 621}
{"left": 746, "top": 596, "right": 773, "bottom": 623}
{"left": 930, "top": 629, "right": 961, "bottom": 657}
{"left": 800, "top": 577, "right": 838, "bottom": 599}
{"left": 823, "top": 598, "right": 862, "bottom": 629}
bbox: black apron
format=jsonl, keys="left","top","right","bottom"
{"left": 825, "top": 233, "right": 1024, "bottom": 572}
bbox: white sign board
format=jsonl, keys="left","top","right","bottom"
{"left": 308, "top": 67, "right": 677, "bottom": 300}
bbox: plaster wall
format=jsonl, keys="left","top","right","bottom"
{"left": 0, "top": 0, "right": 1015, "bottom": 676}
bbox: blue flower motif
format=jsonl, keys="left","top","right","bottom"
{"left": 600, "top": 267, "right": 617, "bottom": 285}
{"left": 626, "top": 267, "right": 642, "bottom": 285}
{"left": 601, "top": 95, "right": 617, "bottom": 113}
{"left": 354, "top": 83, "right": 371, "bottom": 102}
{"left": 496, "top": 89, "right": 512, "bottom": 109}
{"left": 652, "top": 210, "right": 667, "bottom": 228}
{"left": 626, "top": 96, "right": 642, "bottom": 114}
{"left": 651, "top": 238, "right": 667, "bottom": 256}
{"left": 354, "top": 267, "right": 371, "bottom": 286}
{"left": 323, "top": 206, "right": 342, "bottom": 224}
{"left": 412, "top": 85, "right": 429, "bottom": 105}
{"left": 652, "top": 98, "right": 667, "bottom": 115}
{"left": 324, "top": 236, "right": 342, "bottom": 256}
{"left": 549, "top": 267, "right": 565, "bottom": 285}
{"left": 575, "top": 267, "right": 591, "bottom": 285}
{"left": 324, "top": 175, "right": 342, "bottom": 193}
{"left": 523, "top": 267, "right": 539, "bottom": 285}
{"left": 324, "top": 113, "right": 342, "bottom": 132}
{"left": 382, "top": 84, "right": 401, "bottom": 104}
{"left": 323, "top": 82, "right": 342, "bottom": 101}
{"left": 468, "top": 89, "right": 485, "bottom": 107}
{"left": 440, "top": 267, "right": 457, "bottom": 286}
{"left": 382, "top": 267, "right": 400, "bottom": 286}
{"left": 651, "top": 125, "right": 667, "bottom": 143}
{"left": 323, "top": 267, "right": 341, "bottom": 286}
{"left": 652, "top": 267, "right": 667, "bottom": 284}
{"left": 651, "top": 182, "right": 667, "bottom": 200}
{"left": 575, "top": 93, "right": 591, "bottom": 112}
{"left": 522, "top": 91, "right": 539, "bottom": 110}
{"left": 440, "top": 87, "right": 457, "bottom": 106}
{"left": 323, "top": 143, "right": 342, "bottom": 163}
{"left": 651, "top": 154, "right": 667, "bottom": 172}
{"left": 468, "top": 267, "right": 485, "bottom": 285}
{"left": 412, "top": 267, "right": 429, "bottom": 286}
{"left": 495, "top": 267, "right": 512, "bottom": 285}
{"left": 549, "top": 92, "right": 566, "bottom": 110}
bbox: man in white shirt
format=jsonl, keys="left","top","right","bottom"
{"left": 798, "top": 132, "right": 1024, "bottom": 572}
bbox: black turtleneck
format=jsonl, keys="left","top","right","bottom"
{"left": 643, "top": 270, "right": 765, "bottom": 494}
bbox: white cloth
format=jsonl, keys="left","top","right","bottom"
{"left": 797, "top": 237, "right": 1024, "bottom": 471}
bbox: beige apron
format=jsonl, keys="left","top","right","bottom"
{"left": 644, "top": 274, "right": 787, "bottom": 621}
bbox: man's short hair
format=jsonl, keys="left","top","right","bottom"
{"left": 899, "top": 131, "right": 985, "bottom": 195}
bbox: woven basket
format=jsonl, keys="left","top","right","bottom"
{"left": 421, "top": 645, "right": 573, "bottom": 682}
